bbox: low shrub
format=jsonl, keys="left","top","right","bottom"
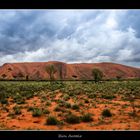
{"left": 63, "top": 95, "right": 70, "bottom": 101}
{"left": 65, "top": 114, "right": 80, "bottom": 124}
{"left": 13, "top": 106, "right": 21, "bottom": 115}
{"left": 54, "top": 106, "right": 62, "bottom": 112}
{"left": 13, "top": 95, "right": 25, "bottom": 104}
{"left": 85, "top": 99, "right": 89, "bottom": 103}
{"left": 79, "top": 102, "right": 84, "bottom": 106}
{"left": 0, "top": 98, "right": 8, "bottom": 104}
{"left": 72, "top": 104, "right": 79, "bottom": 110}
{"left": 46, "top": 116, "right": 58, "bottom": 125}
{"left": 45, "top": 101, "right": 51, "bottom": 106}
{"left": 64, "top": 102, "right": 71, "bottom": 108}
{"left": 101, "top": 94, "right": 116, "bottom": 100}
{"left": 27, "top": 106, "right": 34, "bottom": 112}
{"left": 32, "top": 108, "right": 42, "bottom": 117}
{"left": 88, "top": 94, "right": 96, "bottom": 98}
{"left": 102, "top": 109, "right": 112, "bottom": 117}
{"left": 43, "top": 109, "right": 50, "bottom": 114}
{"left": 81, "top": 113, "right": 93, "bottom": 122}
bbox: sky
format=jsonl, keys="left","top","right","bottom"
{"left": 0, "top": 10, "right": 140, "bottom": 68}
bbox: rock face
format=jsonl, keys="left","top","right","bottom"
{"left": 0, "top": 61, "right": 140, "bottom": 80}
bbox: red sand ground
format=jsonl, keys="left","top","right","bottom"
{"left": 0, "top": 92, "right": 140, "bottom": 130}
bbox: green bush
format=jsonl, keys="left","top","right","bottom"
{"left": 63, "top": 95, "right": 70, "bottom": 101}
{"left": 92, "top": 68, "right": 103, "bottom": 82}
{"left": 45, "top": 101, "right": 51, "bottom": 106}
{"left": 13, "top": 106, "right": 21, "bottom": 115}
{"left": 85, "top": 99, "right": 89, "bottom": 103}
{"left": 65, "top": 114, "right": 80, "bottom": 124}
{"left": 72, "top": 104, "right": 79, "bottom": 110}
{"left": 46, "top": 116, "right": 58, "bottom": 125}
{"left": 58, "top": 100, "right": 65, "bottom": 107}
{"left": 54, "top": 106, "right": 62, "bottom": 112}
{"left": 13, "top": 95, "right": 25, "bottom": 104}
{"left": 16, "top": 99, "right": 25, "bottom": 104}
{"left": 25, "top": 92, "right": 34, "bottom": 99}
{"left": 27, "top": 106, "right": 34, "bottom": 112}
{"left": 79, "top": 102, "right": 84, "bottom": 106}
{"left": 81, "top": 113, "right": 93, "bottom": 122}
{"left": 43, "top": 109, "right": 50, "bottom": 114}
{"left": 64, "top": 102, "right": 71, "bottom": 108}
{"left": 0, "top": 98, "right": 8, "bottom": 104}
{"left": 101, "top": 94, "right": 116, "bottom": 99}
{"left": 102, "top": 109, "right": 112, "bottom": 117}
{"left": 32, "top": 108, "right": 42, "bottom": 117}
{"left": 88, "top": 94, "right": 96, "bottom": 98}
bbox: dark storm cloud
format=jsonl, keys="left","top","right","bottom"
{"left": 117, "top": 10, "right": 140, "bottom": 37}
{"left": 0, "top": 10, "right": 57, "bottom": 55}
{"left": 0, "top": 10, "right": 140, "bottom": 67}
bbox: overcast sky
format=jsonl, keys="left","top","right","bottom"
{"left": 0, "top": 10, "right": 140, "bottom": 67}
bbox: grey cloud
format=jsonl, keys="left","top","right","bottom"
{"left": 117, "top": 10, "right": 140, "bottom": 37}
{"left": 0, "top": 10, "right": 140, "bottom": 67}
{"left": 0, "top": 10, "right": 57, "bottom": 55}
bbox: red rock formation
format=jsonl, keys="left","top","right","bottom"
{"left": 0, "top": 61, "right": 140, "bottom": 80}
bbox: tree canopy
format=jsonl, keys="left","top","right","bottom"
{"left": 92, "top": 68, "right": 103, "bottom": 82}
{"left": 46, "top": 64, "right": 57, "bottom": 80}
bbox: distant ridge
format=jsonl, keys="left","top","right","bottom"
{"left": 0, "top": 61, "right": 140, "bottom": 80}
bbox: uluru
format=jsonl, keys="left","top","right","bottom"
{"left": 0, "top": 61, "right": 140, "bottom": 80}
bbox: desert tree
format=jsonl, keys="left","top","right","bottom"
{"left": 58, "top": 64, "right": 63, "bottom": 80}
{"left": 116, "top": 75, "right": 122, "bottom": 81}
{"left": 56, "top": 63, "right": 67, "bottom": 80}
{"left": 26, "top": 75, "right": 29, "bottom": 81}
{"left": 63, "top": 64, "right": 67, "bottom": 80}
{"left": 46, "top": 64, "right": 57, "bottom": 80}
{"left": 92, "top": 68, "right": 103, "bottom": 82}
{"left": 57, "top": 63, "right": 65, "bottom": 86}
